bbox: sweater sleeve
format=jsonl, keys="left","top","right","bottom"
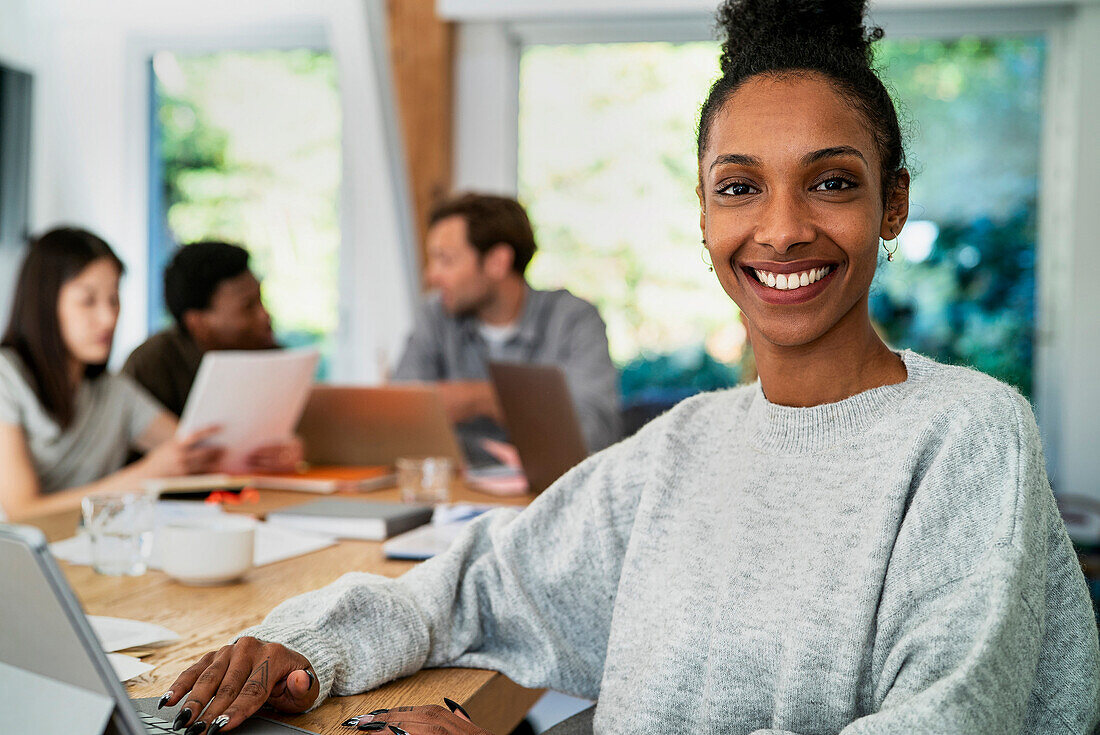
{"left": 235, "top": 433, "right": 644, "bottom": 708}
{"left": 752, "top": 391, "right": 1100, "bottom": 735}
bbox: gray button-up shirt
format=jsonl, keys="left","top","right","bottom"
{"left": 393, "top": 287, "right": 621, "bottom": 452}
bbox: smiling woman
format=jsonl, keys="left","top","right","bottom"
{"left": 160, "top": 1, "right": 1099, "bottom": 733}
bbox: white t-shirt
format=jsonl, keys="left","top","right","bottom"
{"left": 476, "top": 321, "right": 520, "bottom": 361}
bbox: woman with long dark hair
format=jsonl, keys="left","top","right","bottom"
{"left": 160, "top": 2, "right": 1099, "bottom": 733}
{"left": 0, "top": 227, "right": 222, "bottom": 520}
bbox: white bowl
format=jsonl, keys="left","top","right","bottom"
{"left": 156, "top": 516, "right": 256, "bottom": 586}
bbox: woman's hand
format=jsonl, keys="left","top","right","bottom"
{"left": 353, "top": 701, "right": 492, "bottom": 735}
{"left": 160, "top": 637, "right": 319, "bottom": 734}
{"left": 244, "top": 436, "right": 304, "bottom": 473}
{"left": 140, "top": 425, "right": 224, "bottom": 477}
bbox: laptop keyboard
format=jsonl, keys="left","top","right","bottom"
{"left": 138, "top": 711, "right": 177, "bottom": 734}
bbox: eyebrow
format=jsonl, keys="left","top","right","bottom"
{"left": 801, "top": 145, "right": 867, "bottom": 166}
{"left": 708, "top": 146, "right": 868, "bottom": 171}
{"left": 709, "top": 153, "right": 762, "bottom": 170}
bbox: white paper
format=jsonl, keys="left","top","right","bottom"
{"left": 177, "top": 349, "right": 319, "bottom": 472}
{"left": 88, "top": 616, "right": 180, "bottom": 653}
{"left": 106, "top": 653, "right": 155, "bottom": 682}
{"left": 252, "top": 523, "right": 336, "bottom": 566}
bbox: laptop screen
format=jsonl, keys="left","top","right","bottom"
{"left": 0, "top": 525, "right": 140, "bottom": 735}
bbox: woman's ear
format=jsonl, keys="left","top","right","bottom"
{"left": 697, "top": 183, "right": 707, "bottom": 239}
{"left": 881, "top": 169, "right": 910, "bottom": 240}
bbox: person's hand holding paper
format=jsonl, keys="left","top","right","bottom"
{"left": 243, "top": 435, "right": 304, "bottom": 474}
{"left": 177, "top": 349, "right": 319, "bottom": 473}
{"left": 140, "top": 425, "right": 224, "bottom": 478}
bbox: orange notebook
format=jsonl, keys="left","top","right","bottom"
{"left": 247, "top": 465, "right": 396, "bottom": 494}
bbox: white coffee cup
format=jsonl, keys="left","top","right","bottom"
{"left": 156, "top": 516, "right": 256, "bottom": 586}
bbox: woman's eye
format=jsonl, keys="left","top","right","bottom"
{"left": 719, "top": 182, "right": 757, "bottom": 196}
{"left": 814, "top": 177, "right": 856, "bottom": 192}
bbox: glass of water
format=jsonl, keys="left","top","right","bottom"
{"left": 81, "top": 492, "right": 154, "bottom": 576}
{"left": 396, "top": 457, "right": 452, "bottom": 504}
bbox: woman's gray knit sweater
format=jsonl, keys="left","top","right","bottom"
{"left": 240, "top": 351, "right": 1100, "bottom": 733}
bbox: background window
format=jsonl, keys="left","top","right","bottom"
{"left": 150, "top": 49, "right": 341, "bottom": 372}
{"left": 518, "top": 37, "right": 1043, "bottom": 403}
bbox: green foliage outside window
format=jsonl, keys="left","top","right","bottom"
{"left": 519, "top": 37, "right": 1044, "bottom": 405}
{"left": 154, "top": 49, "right": 341, "bottom": 368}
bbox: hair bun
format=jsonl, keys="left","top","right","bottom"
{"left": 717, "top": 0, "right": 881, "bottom": 75}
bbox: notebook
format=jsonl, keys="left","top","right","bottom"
{"left": 265, "top": 499, "right": 433, "bottom": 541}
{"left": 247, "top": 466, "right": 396, "bottom": 494}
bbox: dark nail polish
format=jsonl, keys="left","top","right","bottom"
{"left": 172, "top": 708, "right": 192, "bottom": 731}
{"left": 185, "top": 722, "right": 207, "bottom": 735}
{"left": 367, "top": 709, "right": 389, "bottom": 716}
{"left": 158, "top": 691, "right": 173, "bottom": 709}
{"left": 305, "top": 669, "right": 316, "bottom": 688}
{"left": 207, "top": 715, "right": 229, "bottom": 735}
{"left": 388, "top": 726, "right": 409, "bottom": 735}
{"left": 357, "top": 724, "right": 387, "bottom": 732}
{"left": 443, "top": 697, "right": 470, "bottom": 719}
{"left": 343, "top": 717, "right": 362, "bottom": 727}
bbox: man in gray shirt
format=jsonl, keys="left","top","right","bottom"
{"left": 393, "top": 193, "right": 620, "bottom": 454}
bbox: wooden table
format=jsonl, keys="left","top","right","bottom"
{"left": 26, "top": 482, "right": 541, "bottom": 735}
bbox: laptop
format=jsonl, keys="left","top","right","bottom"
{"left": 295, "top": 385, "right": 466, "bottom": 468}
{"left": 0, "top": 523, "right": 314, "bottom": 735}
{"left": 487, "top": 362, "right": 590, "bottom": 495}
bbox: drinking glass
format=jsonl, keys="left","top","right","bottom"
{"left": 81, "top": 492, "right": 154, "bottom": 576}
{"left": 396, "top": 457, "right": 452, "bottom": 504}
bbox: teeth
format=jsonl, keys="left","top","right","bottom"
{"left": 753, "top": 265, "right": 833, "bottom": 291}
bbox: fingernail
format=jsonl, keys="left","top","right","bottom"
{"left": 206, "top": 715, "right": 229, "bottom": 735}
{"left": 367, "top": 709, "right": 389, "bottom": 716}
{"left": 343, "top": 716, "right": 362, "bottom": 727}
{"left": 172, "top": 708, "right": 192, "bottom": 730}
{"left": 185, "top": 722, "right": 207, "bottom": 735}
{"left": 305, "top": 669, "right": 316, "bottom": 689}
{"left": 388, "top": 726, "right": 410, "bottom": 735}
{"left": 158, "top": 691, "right": 173, "bottom": 709}
{"left": 443, "top": 697, "right": 470, "bottom": 719}
{"left": 357, "top": 724, "right": 387, "bottom": 732}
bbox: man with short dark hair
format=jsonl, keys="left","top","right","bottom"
{"left": 393, "top": 192, "right": 620, "bottom": 454}
{"left": 123, "top": 241, "right": 275, "bottom": 417}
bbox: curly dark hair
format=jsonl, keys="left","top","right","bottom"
{"left": 164, "top": 241, "right": 252, "bottom": 334}
{"left": 697, "top": 0, "right": 906, "bottom": 203}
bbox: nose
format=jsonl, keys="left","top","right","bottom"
{"left": 753, "top": 190, "right": 815, "bottom": 254}
{"left": 98, "top": 302, "right": 119, "bottom": 331}
{"left": 425, "top": 262, "right": 443, "bottom": 290}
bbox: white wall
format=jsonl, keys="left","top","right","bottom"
{"left": 1050, "top": 4, "right": 1100, "bottom": 497}
{"left": 0, "top": 0, "right": 37, "bottom": 329}
{"left": 15, "top": 0, "right": 416, "bottom": 382}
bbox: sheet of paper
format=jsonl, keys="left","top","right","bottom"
{"left": 177, "top": 348, "right": 319, "bottom": 472}
{"left": 88, "top": 616, "right": 180, "bottom": 653}
{"left": 252, "top": 522, "right": 336, "bottom": 566}
{"left": 107, "top": 652, "right": 155, "bottom": 682}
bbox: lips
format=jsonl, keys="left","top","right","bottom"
{"left": 740, "top": 261, "right": 840, "bottom": 305}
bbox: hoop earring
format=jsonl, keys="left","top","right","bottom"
{"left": 701, "top": 240, "right": 713, "bottom": 272}
{"left": 881, "top": 236, "right": 898, "bottom": 262}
